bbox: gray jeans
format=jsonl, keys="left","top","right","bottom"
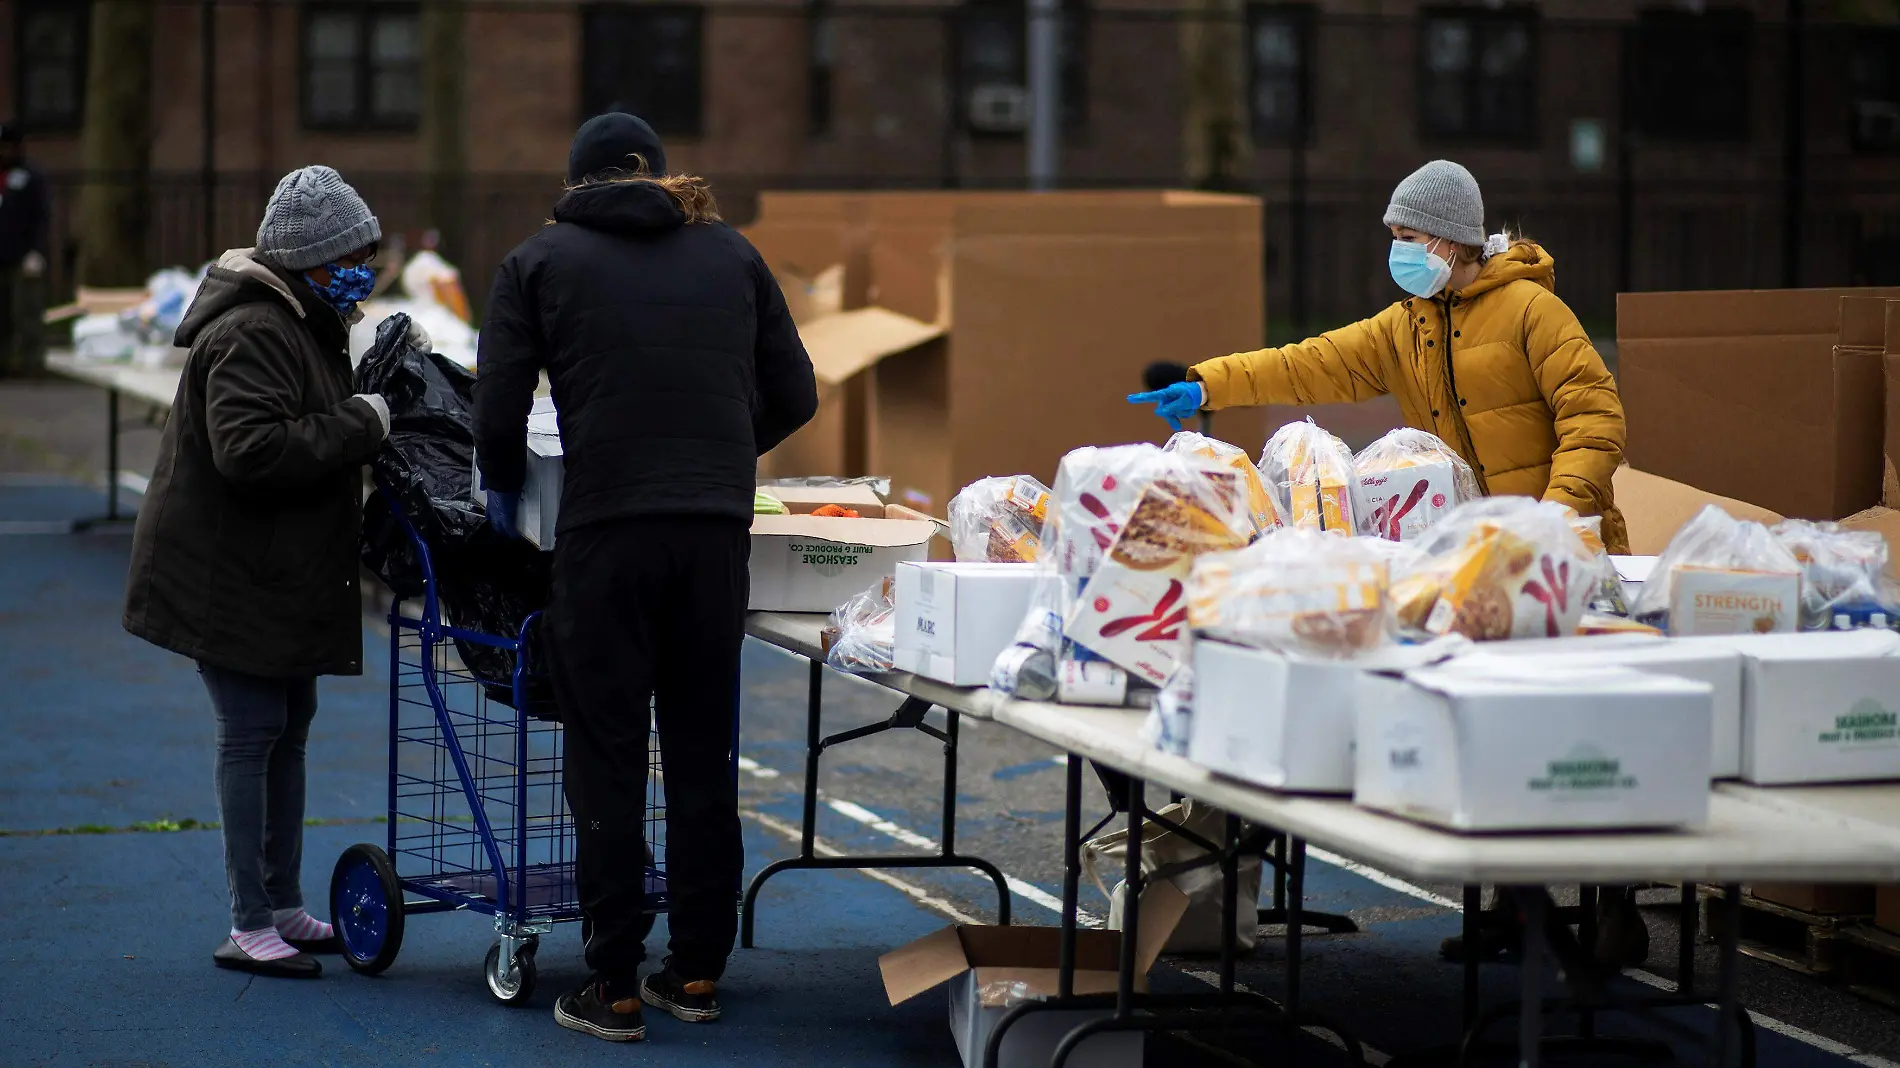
{"left": 199, "top": 663, "right": 318, "bottom": 932}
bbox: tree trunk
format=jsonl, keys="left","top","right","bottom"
{"left": 75, "top": 0, "right": 155, "bottom": 287}
{"left": 421, "top": 1, "right": 468, "bottom": 263}
{"left": 1180, "top": 0, "right": 1252, "bottom": 192}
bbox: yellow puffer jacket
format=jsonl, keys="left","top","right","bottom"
{"left": 1189, "top": 242, "right": 1629, "bottom": 553}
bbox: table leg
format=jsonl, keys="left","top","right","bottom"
{"left": 1116, "top": 778, "right": 1143, "bottom": 1020}
{"left": 1678, "top": 882, "right": 1697, "bottom": 997}
{"left": 1059, "top": 754, "right": 1081, "bottom": 1000}
{"left": 1463, "top": 884, "right": 1482, "bottom": 1033}
{"left": 1714, "top": 883, "right": 1743, "bottom": 1068}
{"left": 1519, "top": 889, "right": 1547, "bottom": 1068}
{"left": 1220, "top": 813, "right": 1240, "bottom": 1001}
{"left": 1577, "top": 885, "right": 1598, "bottom": 1041}
{"left": 1287, "top": 837, "right": 1307, "bottom": 1017}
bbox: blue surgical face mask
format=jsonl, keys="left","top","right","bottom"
{"left": 1389, "top": 238, "right": 1453, "bottom": 298}
{"left": 304, "top": 262, "right": 376, "bottom": 314}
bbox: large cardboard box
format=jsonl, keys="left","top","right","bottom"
{"left": 1612, "top": 467, "right": 1783, "bottom": 556}
{"left": 1470, "top": 639, "right": 1744, "bottom": 779}
{"left": 1189, "top": 639, "right": 1462, "bottom": 794}
{"left": 749, "top": 486, "right": 936, "bottom": 612}
{"left": 1877, "top": 884, "right": 1900, "bottom": 931}
{"left": 1885, "top": 301, "right": 1900, "bottom": 507}
{"left": 746, "top": 191, "right": 1263, "bottom": 514}
{"left": 892, "top": 561, "right": 1040, "bottom": 686}
{"left": 1618, "top": 287, "right": 1900, "bottom": 520}
{"left": 1749, "top": 883, "right": 1876, "bottom": 915}
{"left": 1354, "top": 660, "right": 1713, "bottom": 832}
{"left": 1675, "top": 630, "right": 1900, "bottom": 785}
{"left": 879, "top": 884, "right": 1189, "bottom": 1068}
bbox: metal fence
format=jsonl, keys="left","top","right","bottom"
{"left": 26, "top": 3, "right": 1900, "bottom": 340}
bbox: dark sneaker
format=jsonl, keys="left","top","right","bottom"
{"left": 1594, "top": 889, "right": 1651, "bottom": 967}
{"left": 554, "top": 980, "right": 646, "bottom": 1042}
{"left": 642, "top": 967, "right": 721, "bottom": 1023}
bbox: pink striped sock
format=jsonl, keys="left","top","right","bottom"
{"left": 273, "top": 908, "right": 333, "bottom": 942}
{"left": 230, "top": 925, "right": 299, "bottom": 961}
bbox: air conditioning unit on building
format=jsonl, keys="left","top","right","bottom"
{"left": 1856, "top": 101, "right": 1900, "bottom": 152}
{"left": 968, "top": 84, "right": 1030, "bottom": 133}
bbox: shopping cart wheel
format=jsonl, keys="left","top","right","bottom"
{"left": 484, "top": 939, "right": 537, "bottom": 1005}
{"left": 330, "top": 843, "right": 405, "bottom": 975}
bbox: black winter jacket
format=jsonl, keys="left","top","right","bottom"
{"left": 0, "top": 162, "right": 50, "bottom": 267}
{"left": 123, "top": 250, "right": 386, "bottom": 678}
{"left": 472, "top": 180, "right": 817, "bottom": 531}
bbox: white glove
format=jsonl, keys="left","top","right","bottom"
{"left": 355, "top": 393, "right": 391, "bottom": 438}
{"left": 20, "top": 251, "right": 45, "bottom": 278}
{"left": 405, "top": 318, "right": 433, "bottom": 353}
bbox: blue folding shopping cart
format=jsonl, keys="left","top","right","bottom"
{"left": 327, "top": 486, "right": 676, "bottom": 1006}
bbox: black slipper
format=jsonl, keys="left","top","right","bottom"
{"left": 213, "top": 937, "right": 322, "bottom": 978}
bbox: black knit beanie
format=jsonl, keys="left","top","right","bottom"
{"left": 567, "top": 113, "right": 667, "bottom": 184}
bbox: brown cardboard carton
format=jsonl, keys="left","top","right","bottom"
{"left": 747, "top": 191, "right": 1264, "bottom": 516}
{"left": 1748, "top": 883, "right": 1876, "bottom": 915}
{"left": 880, "top": 881, "right": 1188, "bottom": 1068}
{"left": 1618, "top": 287, "right": 1900, "bottom": 520}
{"left": 1611, "top": 466, "right": 1784, "bottom": 556}
{"left": 748, "top": 492, "right": 937, "bottom": 612}
{"left": 1877, "top": 884, "right": 1900, "bottom": 933}
{"left": 1885, "top": 301, "right": 1900, "bottom": 508}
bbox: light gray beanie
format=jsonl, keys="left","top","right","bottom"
{"left": 1382, "top": 160, "right": 1486, "bottom": 247}
{"left": 254, "top": 165, "right": 382, "bottom": 271}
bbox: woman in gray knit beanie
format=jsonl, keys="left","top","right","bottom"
{"left": 1132, "top": 160, "right": 1629, "bottom": 552}
{"left": 123, "top": 164, "right": 396, "bottom": 979}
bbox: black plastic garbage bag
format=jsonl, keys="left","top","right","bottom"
{"left": 355, "top": 313, "right": 556, "bottom": 719}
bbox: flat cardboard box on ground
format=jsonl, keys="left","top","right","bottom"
{"left": 749, "top": 485, "right": 936, "bottom": 612}
{"left": 746, "top": 191, "right": 1263, "bottom": 515}
{"left": 1354, "top": 660, "right": 1713, "bottom": 832}
{"left": 1673, "top": 630, "right": 1900, "bottom": 785}
{"left": 892, "top": 561, "right": 1040, "bottom": 686}
{"left": 1618, "top": 287, "right": 1900, "bottom": 521}
{"left": 1189, "top": 639, "right": 1461, "bottom": 794}
{"left": 879, "top": 883, "right": 1189, "bottom": 1068}
{"left": 1469, "top": 636, "right": 1744, "bottom": 779}
{"left": 1748, "top": 883, "right": 1877, "bottom": 916}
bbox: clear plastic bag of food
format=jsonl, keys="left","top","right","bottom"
{"left": 947, "top": 474, "right": 1052, "bottom": 563}
{"left": 1187, "top": 527, "right": 1397, "bottom": 658}
{"left": 1626, "top": 505, "right": 1803, "bottom": 635}
{"left": 1259, "top": 418, "right": 1355, "bottom": 536}
{"left": 1388, "top": 497, "right": 1606, "bottom": 641}
{"left": 824, "top": 575, "right": 897, "bottom": 673}
{"left": 1350, "top": 427, "right": 1480, "bottom": 542}
{"left": 1164, "top": 430, "right": 1280, "bottom": 536}
{"left": 991, "top": 444, "right": 1250, "bottom": 693}
{"left": 1770, "top": 519, "right": 1891, "bottom": 630}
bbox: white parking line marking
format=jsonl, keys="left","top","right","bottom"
{"left": 743, "top": 809, "right": 978, "bottom": 924}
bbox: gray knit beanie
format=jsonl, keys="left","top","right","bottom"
{"left": 254, "top": 165, "right": 382, "bottom": 271}
{"left": 1382, "top": 160, "right": 1486, "bottom": 247}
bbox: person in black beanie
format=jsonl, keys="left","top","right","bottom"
{"left": 473, "top": 113, "right": 817, "bottom": 1043}
{"left": 0, "top": 122, "right": 51, "bottom": 376}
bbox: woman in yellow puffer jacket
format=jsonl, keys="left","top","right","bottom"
{"left": 1130, "top": 159, "right": 1630, "bottom": 554}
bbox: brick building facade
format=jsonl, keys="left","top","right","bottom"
{"left": 3, "top": 0, "right": 1898, "bottom": 330}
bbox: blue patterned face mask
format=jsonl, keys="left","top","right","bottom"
{"left": 304, "top": 262, "right": 376, "bottom": 313}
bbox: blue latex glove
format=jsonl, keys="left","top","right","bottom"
{"left": 1125, "top": 381, "right": 1205, "bottom": 432}
{"left": 486, "top": 490, "right": 522, "bottom": 540}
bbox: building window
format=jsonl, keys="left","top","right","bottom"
{"left": 1849, "top": 29, "right": 1900, "bottom": 153}
{"left": 956, "top": 0, "right": 1088, "bottom": 137}
{"left": 583, "top": 5, "right": 706, "bottom": 138}
{"left": 1248, "top": 5, "right": 1310, "bottom": 145}
{"left": 1418, "top": 6, "right": 1537, "bottom": 143}
{"left": 14, "top": 1, "right": 88, "bottom": 130}
{"left": 1633, "top": 7, "right": 1751, "bottom": 142}
{"left": 809, "top": 1, "right": 834, "bottom": 137}
{"left": 302, "top": 3, "right": 422, "bottom": 131}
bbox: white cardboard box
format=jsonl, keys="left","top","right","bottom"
{"left": 893, "top": 562, "right": 1040, "bottom": 686}
{"left": 1674, "top": 630, "right": 1900, "bottom": 785}
{"left": 879, "top": 884, "right": 1188, "bottom": 1068}
{"left": 1466, "top": 638, "right": 1745, "bottom": 779}
{"left": 1190, "top": 639, "right": 1465, "bottom": 794}
{"left": 1354, "top": 660, "right": 1713, "bottom": 831}
{"left": 749, "top": 488, "right": 935, "bottom": 613}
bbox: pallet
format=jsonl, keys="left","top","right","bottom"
{"left": 1697, "top": 886, "right": 1867, "bottom": 977}
{"left": 1838, "top": 923, "right": 1900, "bottom": 1010}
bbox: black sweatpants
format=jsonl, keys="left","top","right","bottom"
{"left": 546, "top": 515, "right": 749, "bottom": 992}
